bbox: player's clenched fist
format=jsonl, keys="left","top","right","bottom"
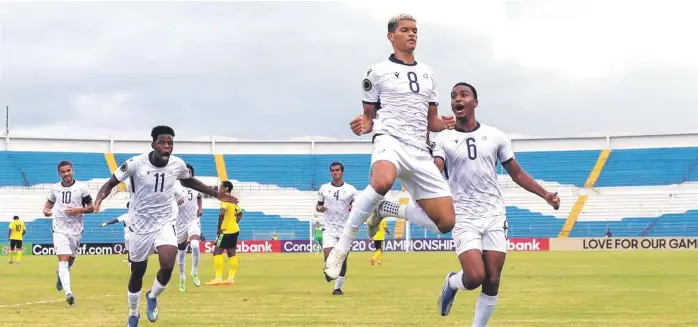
{"left": 545, "top": 192, "right": 561, "bottom": 210}
{"left": 349, "top": 115, "right": 373, "bottom": 136}
{"left": 442, "top": 115, "right": 455, "bottom": 130}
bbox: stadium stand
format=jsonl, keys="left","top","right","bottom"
{"left": 1, "top": 138, "right": 697, "bottom": 244}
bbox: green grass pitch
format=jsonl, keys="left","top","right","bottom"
{"left": 1, "top": 251, "right": 697, "bottom": 327}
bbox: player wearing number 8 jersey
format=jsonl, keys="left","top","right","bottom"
{"left": 43, "top": 160, "right": 94, "bottom": 306}
{"left": 324, "top": 13, "right": 457, "bottom": 280}
{"left": 93, "top": 125, "right": 238, "bottom": 327}
{"left": 434, "top": 83, "right": 561, "bottom": 326}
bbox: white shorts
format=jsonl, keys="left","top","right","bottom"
{"left": 176, "top": 219, "right": 202, "bottom": 245}
{"left": 453, "top": 215, "right": 509, "bottom": 256}
{"left": 322, "top": 230, "right": 340, "bottom": 249}
{"left": 128, "top": 223, "right": 178, "bottom": 263}
{"left": 53, "top": 232, "right": 81, "bottom": 256}
{"left": 371, "top": 134, "right": 451, "bottom": 200}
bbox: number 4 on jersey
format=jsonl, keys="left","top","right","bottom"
{"left": 333, "top": 190, "right": 339, "bottom": 200}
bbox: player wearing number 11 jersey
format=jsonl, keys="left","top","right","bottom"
{"left": 435, "top": 83, "right": 561, "bottom": 326}
{"left": 93, "top": 125, "right": 238, "bottom": 327}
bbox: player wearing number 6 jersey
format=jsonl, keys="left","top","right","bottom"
{"left": 43, "top": 160, "right": 94, "bottom": 306}
{"left": 93, "top": 125, "right": 238, "bottom": 327}
{"left": 324, "top": 14, "right": 457, "bottom": 280}
{"left": 316, "top": 162, "right": 357, "bottom": 295}
{"left": 434, "top": 83, "right": 561, "bottom": 326}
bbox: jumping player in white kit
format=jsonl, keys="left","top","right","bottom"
{"left": 174, "top": 163, "right": 204, "bottom": 293}
{"left": 315, "top": 162, "right": 357, "bottom": 295}
{"left": 42, "top": 160, "right": 94, "bottom": 306}
{"left": 435, "top": 83, "right": 561, "bottom": 326}
{"left": 93, "top": 125, "right": 238, "bottom": 327}
{"left": 324, "top": 14, "right": 456, "bottom": 279}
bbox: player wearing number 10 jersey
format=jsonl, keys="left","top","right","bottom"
{"left": 43, "top": 160, "right": 94, "bottom": 306}
{"left": 93, "top": 125, "right": 238, "bottom": 327}
{"left": 434, "top": 83, "right": 561, "bottom": 326}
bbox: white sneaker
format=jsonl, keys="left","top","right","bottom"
{"left": 323, "top": 248, "right": 348, "bottom": 280}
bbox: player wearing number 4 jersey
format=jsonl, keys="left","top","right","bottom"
{"left": 94, "top": 126, "right": 238, "bottom": 327}
{"left": 316, "top": 162, "right": 357, "bottom": 295}
{"left": 324, "top": 13, "right": 457, "bottom": 280}
{"left": 43, "top": 160, "right": 94, "bottom": 306}
{"left": 433, "top": 83, "right": 561, "bottom": 326}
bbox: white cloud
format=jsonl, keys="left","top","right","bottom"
{"left": 0, "top": 1, "right": 696, "bottom": 141}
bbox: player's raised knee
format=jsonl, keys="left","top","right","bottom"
{"left": 436, "top": 218, "right": 455, "bottom": 234}
{"left": 370, "top": 161, "right": 397, "bottom": 195}
{"left": 463, "top": 272, "right": 485, "bottom": 291}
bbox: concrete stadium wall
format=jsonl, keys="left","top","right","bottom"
{"left": 2, "top": 132, "right": 698, "bottom": 153}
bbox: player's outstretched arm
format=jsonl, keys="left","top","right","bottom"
{"left": 94, "top": 175, "right": 121, "bottom": 213}
{"left": 100, "top": 218, "right": 120, "bottom": 228}
{"left": 503, "top": 159, "right": 560, "bottom": 210}
{"left": 181, "top": 178, "right": 238, "bottom": 204}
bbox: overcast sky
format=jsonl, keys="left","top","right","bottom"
{"left": 0, "top": 0, "right": 696, "bottom": 140}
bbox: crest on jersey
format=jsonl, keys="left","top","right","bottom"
{"left": 423, "top": 73, "right": 428, "bottom": 79}
{"left": 120, "top": 162, "right": 128, "bottom": 172}
{"left": 362, "top": 78, "right": 372, "bottom": 91}
{"left": 482, "top": 136, "right": 487, "bottom": 141}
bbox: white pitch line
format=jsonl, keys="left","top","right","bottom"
{"left": 0, "top": 294, "right": 118, "bottom": 308}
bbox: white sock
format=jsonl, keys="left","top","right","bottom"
{"left": 177, "top": 250, "right": 186, "bottom": 280}
{"left": 471, "top": 292, "right": 499, "bottom": 327}
{"left": 128, "top": 291, "right": 141, "bottom": 317}
{"left": 335, "top": 186, "right": 383, "bottom": 251}
{"left": 334, "top": 276, "right": 345, "bottom": 290}
{"left": 379, "top": 200, "right": 440, "bottom": 233}
{"left": 448, "top": 270, "right": 466, "bottom": 290}
{"left": 190, "top": 239, "right": 200, "bottom": 275}
{"left": 148, "top": 278, "right": 167, "bottom": 299}
{"left": 58, "top": 261, "right": 72, "bottom": 295}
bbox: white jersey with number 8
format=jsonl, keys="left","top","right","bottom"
{"left": 362, "top": 54, "right": 438, "bottom": 150}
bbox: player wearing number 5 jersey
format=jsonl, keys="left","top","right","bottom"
{"left": 93, "top": 125, "right": 238, "bottom": 327}
{"left": 174, "top": 164, "right": 204, "bottom": 293}
{"left": 43, "top": 160, "right": 94, "bottom": 306}
{"left": 325, "top": 14, "right": 457, "bottom": 280}
{"left": 434, "top": 83, "right": 560, "bottom": 326}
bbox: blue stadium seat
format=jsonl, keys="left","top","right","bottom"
{"left": 596, "top": 147, "right": 698, "bottom": 187}
{"left": 0, "top": 151, "right": 108, "bottom": 186}
{"left": 2, "top": 146, "right": 697, "bottom": 242}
